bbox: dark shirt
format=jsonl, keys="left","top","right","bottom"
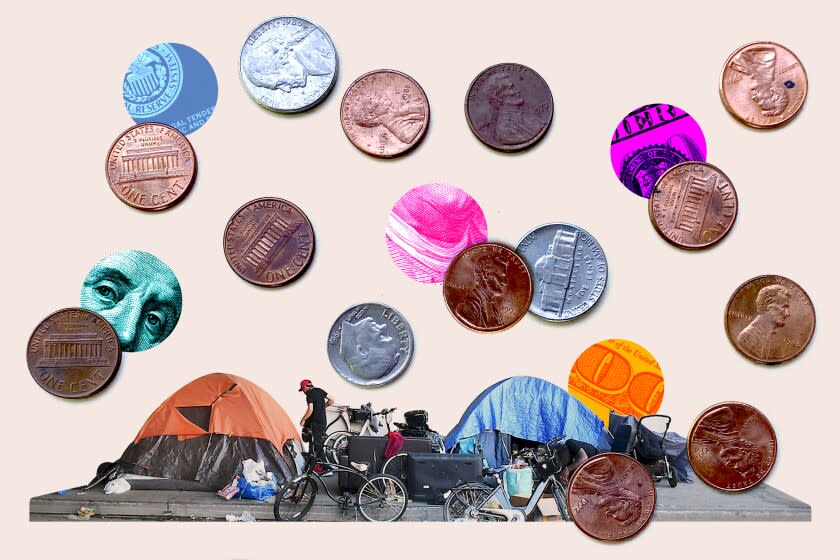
{"left": 305, "top": 387, "right": 328, "bottom": 427}
{"left": 566, "top": 439, "right": 599, "bottom": 458}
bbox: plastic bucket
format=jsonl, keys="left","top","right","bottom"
{"left": 504, "top": 467, "right": 534, "bottom": 497}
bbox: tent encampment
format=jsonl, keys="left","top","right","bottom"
{"left": 444, "top": 376, "right": 607, "bottom": 467}
{"left": 116, "top": 373, "right": 302, "bottom": 490}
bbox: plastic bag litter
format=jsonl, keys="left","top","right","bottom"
{"left": 225, "top": 511, "right": 256, "bottom": 522}
{"left": 104, "top": 478, "right": 132, "bottom": 495}
{"left": 241, "top": 459, "right": 267, "bottom": 483}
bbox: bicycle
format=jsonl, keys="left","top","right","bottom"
{"left": 323, "top": 405, "right": 397, "bottom": 464}
{"left": 442, "top": 440, "right": 571, "bottom": 522}
{"left": 273, "top": 452, "right": 408, "bottom": 522}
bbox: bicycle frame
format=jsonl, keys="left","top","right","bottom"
{"left": 478, "top": 474, "right": 554, "bottom": 517}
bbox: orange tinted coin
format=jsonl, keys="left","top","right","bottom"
{"left": 568, "top": 339, "right": 664, "bottom": 421}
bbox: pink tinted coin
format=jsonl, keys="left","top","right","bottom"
{"left": 386, "top": 183, "right": 488, "bottom": 284}
{"left": 610, "top": 103, "right": 707, "bottom": 198}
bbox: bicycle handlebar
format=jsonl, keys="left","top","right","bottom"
{"left": 372, "top": 407, "right": 397, "bottom": 416}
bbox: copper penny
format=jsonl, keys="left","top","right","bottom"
{"left": 340, "top": 69, "right": 429, "bottom": 158}
{"left": 465, "top": 63, "right": 553, "bottom": 152}
{"left": 26, "top": 308, "right": 121, "bottom": 399}
{"left": 649, "top": 161, "right": 738, "bottom": 249}
{"left": 567, "top": 453, "right": 656, "bottom": 541}
{"left": 105, "top": 123, "right": 197, "bottom": 210}
{"left": 443, "top": 243, "right": 532, "bottom": 332}
{"left": 725, "top": 275, "right": 815, "bottom": 364}
{"left": 720, "top": 41, "right": 807, "bottom": 128}
{"left": 688, "top": 402, "right": 777, "bottom": 492}
{"left": 223, "top": 197, "right": 315, "bottom": 287}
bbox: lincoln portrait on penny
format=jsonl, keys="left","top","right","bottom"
{"left": 730, "top": 46, "right": 789, "bottom": 117}
{"left": 456, "top": 254, "right": 509, "bottom": 329}
{"left": 350, "top": 92, "right": 426, "bottom": 145}
{"left": 694, "top": 406, "right": 762, "bottom": 479}
{"left": 80, "top": 250, "right": 182, "bottom": 352}
{"left": 483, "top": 72, "right": 545, "bottom": 145}
{"left": 338, "top": 317, "right": 401, "bottom": 380}
{"left": 736, "top": 284, "right": 791, "bottom": 361}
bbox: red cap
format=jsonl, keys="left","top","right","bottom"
{"left": 298, "top": 379, "right": 312, "bottom": 392}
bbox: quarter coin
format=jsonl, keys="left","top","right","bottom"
{"left": 649, "top": 161, "right": 738, "bottom": 249}
{"left": 515, "top": 223, "right": 607, "bottom": 321}
{"left": 567, "top": 453, "right": 656, "bottom": 541}
{"left": 720, "top": 41, "right": 807, "bottom": 128}
{"left": 724, "top": 275, "right": 815, "bottom": 364}
{"left": 240, "top": 16, "right": 338, "bottom": 113}
{"left": 340, "top": 69, "right": 430, "bottom": 158}
{"left": 327, "top": 303, "right": 414, "bottom": 387}
{"left": 105, "top": 123, "right": 196, "bottom": 211}
{"left": 465, "top": 63, "right": 553, "bottom": 152}
{"left": 27, "top": 308, "right": 121, "bottom": 398}
{"left": 688, "top": 402, "right": 777, "bottom": 491}
{"left": 443, "top": 243, "right": 532, "bottom": 332}
{"left": 223, "top": 197, "right": 315, "bottom": 287}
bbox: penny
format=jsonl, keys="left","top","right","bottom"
{"left": 515, "top": 223, "right": 607, "bottom": 321}
{"left": 240, "top": 16, "right": 338, "bottom": 113}
{"left": 567, "top": 453, "right": 656, "bottom": 541}
{"left": 443, "top": 243, "right": 532, "bottom": 332}
{"left": 688, "top": 402, "right": 777, "bottom": 491}
{"left": 327, "top": 303, "right": 414, "bottom": 387}
{"left": 649, "top": 162, "right": 738, "bottom": 249}
{"left": 720, "top": 41, "right": 807, "bottom": 128}
{"left": 26, "top": 308, "right": 121, "bottom": 399}
{"left": 724, "top": 275, "right": 815, "bottom": 364}
{"left": 223, "top": 197, "right": 315, "bottom": 287}
{"left": 105, "top": 123, "right": 196, "bottom": 211}
{"left": 340, "top": 69, "right": 430, "bottom": 158}
{"left": 465, "top": 63, "right": 553, "bottom": 152}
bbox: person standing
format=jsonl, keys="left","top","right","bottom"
{"left": 299, "top": 380, "right": 334, "bottom": 469}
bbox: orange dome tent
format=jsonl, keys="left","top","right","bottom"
{"left": 118, "top": 373, "right": 302, "bottom": 490}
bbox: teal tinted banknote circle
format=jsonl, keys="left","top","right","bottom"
{"left": 123, "top": 43, "right": 217, "bottom": 135}
{"left": 80, "top": 250, "right": 182, "bottom": 352}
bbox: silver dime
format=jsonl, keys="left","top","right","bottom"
{"left": 515, "top": 223, "right": 608, "bottom": 321}
{"left": 327, "top": 303, "right": 414, "bottom": 387}
{"left": 239, "top": 16, "right": 338, "bottom": 113}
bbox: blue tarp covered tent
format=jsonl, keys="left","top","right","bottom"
{"left": 445, "top": 376, "right": 606, "bottom": 467}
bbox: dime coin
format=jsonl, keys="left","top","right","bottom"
{"left": 26, "top": 308, "right": 121, "bottom": 399}
{"left": 724, "top": 275, "right": 815, "bottom": 364}
{"left": 340, "top": 70, "right": 430, "bottom": 158}
{"left": 649, "top": 162, "right": 738, "bottom": 249}
{"left": 223, "top": 197, "right": 315, "bottom": 287}
{"left": 327, "top": 303, "right": 414, "bottom": 386}
{"left": 688, "top": 402, "right": 777, "bottom": 491}
{"left": 465, "top": 63, "right": 553, "bottom": 152}
{"left": 720, "top": 41, "right": 807, "bottom": 128}
{"left": 443, "top": 243, "right": 532, "bottom": 332}
{"left": 240, "top": 16, "right": 338, "bottom": 113}
{"left": 515, "top": 223, "right": 607, "bottom": 321}
{"left": 105, "top": 123, "right": 196, "bottom": 211}
{"left": 567, "top": 453, "right": 656, "bottom": 541}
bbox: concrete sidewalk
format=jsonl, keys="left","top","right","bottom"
{"left": 30, "top": 478, "right": 810, "bottom": 522}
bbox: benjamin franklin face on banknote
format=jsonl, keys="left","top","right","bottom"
{"left": 81, "top": 250, "right": 182, "bottom": 352}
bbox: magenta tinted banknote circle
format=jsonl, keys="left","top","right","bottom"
{"left": 386, "top": 183, "right": 488, "bottom": 284}
{"left": 610, "top": 103, "right": 707, "bottom": 198}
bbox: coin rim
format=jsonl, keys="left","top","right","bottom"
{"left": 339, "top": 68, "right": 430, "bottom": 159}
{"left": 514, "top": 222, "right": 608, "bottom": 322}
{"left": 443, "top": 242, "right": 533, "bottom": 333}
{"left": 326, "top": 302, "right": 415, "bottom": 387}
{"left": 222, "top": 196, "right": 316, "bottom": 287}
{"left": 463, "top": 62, "right": 554, "bottom": 152}
{"left": 239, "top": 15, "right": 339, "bottom": 114}
{"left": 104, "top": 122, "right": 197, "bottom": 211}
{"left": 687, "top": 400, "right": 777, "bottom": 492}
{"left": 567, "top": 452, "right": 657, "bottom": 541}
{"left": 718, "top": 40, "right": 808, "bottom": 129}
{"left": 648, "top": 161, "right": 738, "bottom": 250}
{"left": 723, "top": 274, "right": 816, "bottom": 364}
{"left": 26, "top": 307, "right": 122, "bottom": 399}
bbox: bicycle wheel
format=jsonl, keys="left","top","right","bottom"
{"left": 443, "top": 483, "right": 497, "bottom": 522}
{"left": 381, "top": 453, "right": 408, "bottom": 482}
{"left": 273, "top": 476, "right": 317, "bottom": 521}
{"left": 324, "top": 431, "right": 353, "bottom": 464}
{"left": 552, "top": 483, "right": 571, "bottom": 522}
{"left": 356, "top": 474, "right": 408, "bottom": 522}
